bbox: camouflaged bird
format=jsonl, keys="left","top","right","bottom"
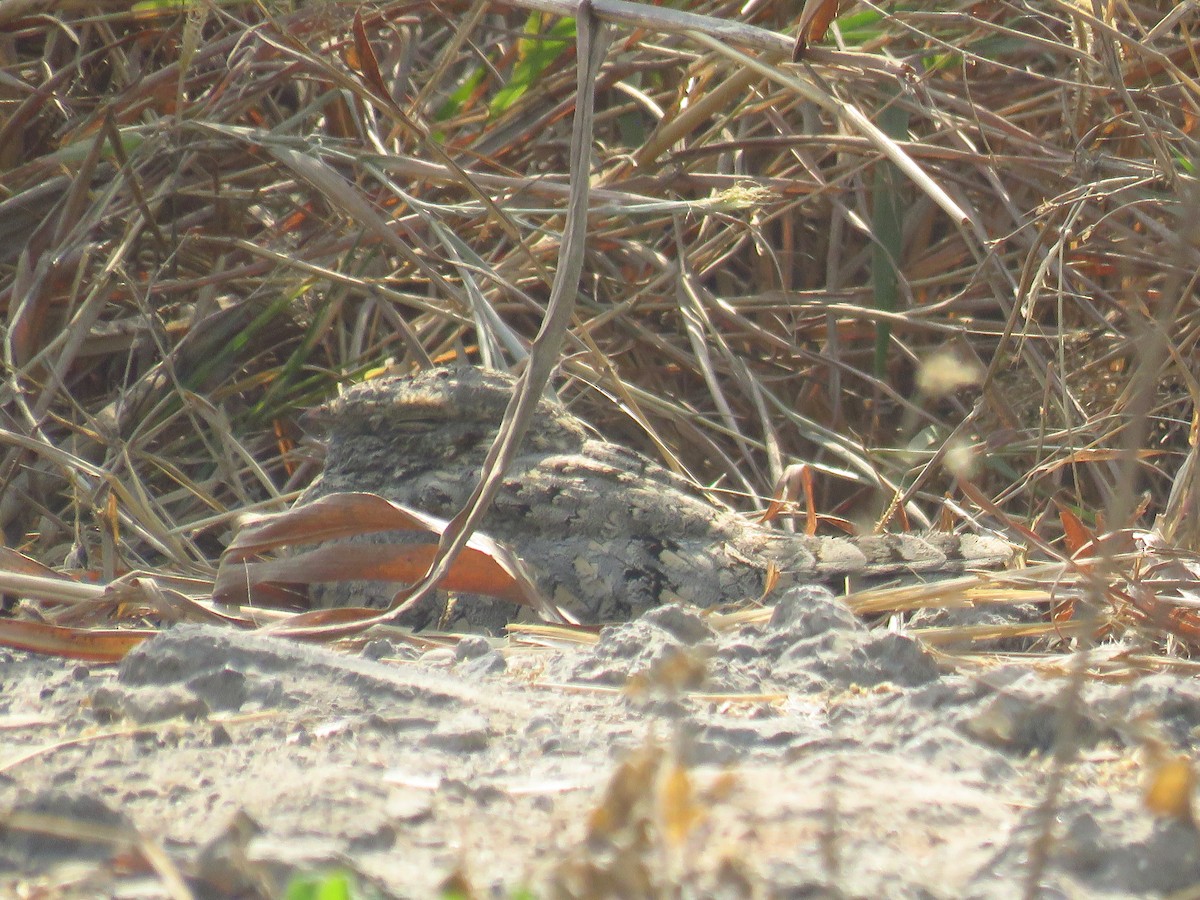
{"left": 299, "top": 366, "right": 1011, "bottom": 626}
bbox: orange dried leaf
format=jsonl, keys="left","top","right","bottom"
{"left": 266, "top": 606, "right": 383, "bottom": 631}
{"left": 1050, "top": 595, "right": 1076, "bottom": 624}
{"left": 1052, "top": 497, "right": 1094, "bottom": 557}
{"left": 224, "top": 492, "right": 450, "bottom": 558}
{"left": 762, "top": 562, "right": 780, "bottom": 600}
{"left": 658, "top": 761, "right": 702, "bottom": 847}
{"left": 1145, "top": 754, "right": 1196, "bottom": 822}
{"left": 0, "top": 619, "right": 153, "bottom": 663}
{"left": 215, "top": 492, "right": 550, "bottom": 614}
{"left": 225, "top": 543, "right": 530, "bottom": 606}
{"left": 793, "top": 0, "right": 848, "bottom": 58}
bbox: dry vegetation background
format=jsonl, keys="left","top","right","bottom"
{"left": 2, "top": 0, "right": 1200, "bottom": 652}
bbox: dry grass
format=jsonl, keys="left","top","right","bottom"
{"left": 2, "top": 0, "right": 1200, "bottom": 657}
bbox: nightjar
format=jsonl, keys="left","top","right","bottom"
{"left": 299, "top": 366, "right": 1010, "bottom": 627}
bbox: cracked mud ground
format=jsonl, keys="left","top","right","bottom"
{"left": 3, "top": 587, "right": 1200, "bottom": 898}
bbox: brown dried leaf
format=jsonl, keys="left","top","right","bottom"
{"left": 759, "top": 463, "right": 816, "bottom": 534}
{"left": 131, "top": 577, "right": 249, "bottom": 627}
{"left": 352, "top": 11, "right": 389, "bottom": 101}
{"left": 0, "top": 547, "right": 66, "bottom": 580}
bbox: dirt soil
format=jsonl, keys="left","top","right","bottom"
{"left": 3, "top": 586, "right": 1200, "bottom": 898}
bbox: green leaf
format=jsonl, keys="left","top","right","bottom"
{"left": 489, "top": 14, "right": 575, "bottom": 118}
{"left": 286, "top": 869, "right": 356, "bottom": 900}
{"left": 436, "top": 66, "right": 486, "bottom": 122}
{"left": 870, "top": 92, "right": 910, "bottom": 377}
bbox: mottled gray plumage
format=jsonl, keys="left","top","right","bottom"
{"left": 299, "top": 366, "right": 1011, "bottom": 625}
